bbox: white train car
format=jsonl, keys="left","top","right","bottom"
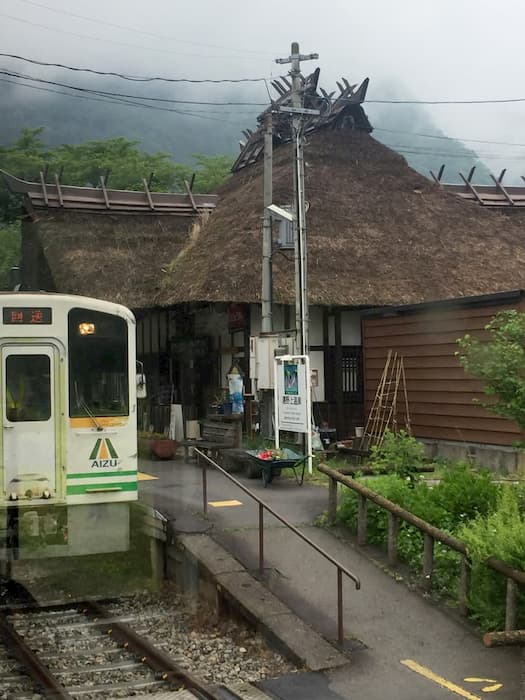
{"left": 0, "top": 293, "right": 140, "bottom": 558}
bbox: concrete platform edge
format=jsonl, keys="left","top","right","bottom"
{"left": 175, "top": 532, "right": 349, "bottom": 672}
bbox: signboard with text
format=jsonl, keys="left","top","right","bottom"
{"left": 275, "top": 356, "right": 309, "bottom": 433}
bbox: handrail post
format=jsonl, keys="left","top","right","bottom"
{"left": 328, "top": 477, "right": 338, "bottom": 524}
{"left": 459, "top": 555, "right": 471, "bottom": 616}
{"left": 506, "top": 578, "right": 517, "bottom": 631}
{"left": 357, "top": 494, "right": 367, "bottom": 546}
{"left": 337, "top": 567, "right": 344, "bottom": 646}
{"left": 259, "top": 503, "right": 264, "bottom": 577}
{"left": 201, "top": 453, "right": 207, "bottom": 515}
{"left": 387, "top": 512, "right": 398, "bottom": 566}
{"left": 423, "top": 533, "right": 434, "bottom": 592}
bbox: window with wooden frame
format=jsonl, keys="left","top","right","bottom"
{"left": 324, "top": 346, "right": 363, "bottom": 402}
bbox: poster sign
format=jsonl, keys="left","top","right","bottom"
{"left": 275, "top": 356, "right": 309, "bottom": 433}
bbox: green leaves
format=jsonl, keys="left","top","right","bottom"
{"left": 369, "top": 430, "right": 426, "bottom": 485}
{"left": 0, "top": 221, "right": 21, "bottom": 290}
{"left": 457, "top": 310, "right": 525, "bottom": 429}
{"left": 0, "top": 128, "right": 234, "bottom": 224}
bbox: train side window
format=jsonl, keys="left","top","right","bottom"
{"left": 5, "top": 354, "right": 51, "bottom": 422}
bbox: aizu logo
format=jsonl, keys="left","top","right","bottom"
{"left": 89, "top": 438, "right": 119, "bottom": 468}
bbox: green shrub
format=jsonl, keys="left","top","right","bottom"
{"left": 369, "top": 431, "right": 426, "bottom": 484}
{"left": 334, "top": 464, "right": 507, "bottom": 626}
{"left": 460, "top": 487, "right": 525, "bottom": 630}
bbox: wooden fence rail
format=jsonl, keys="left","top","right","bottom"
{"left": 319, "top": 464, "right": 524, "bottom": 629}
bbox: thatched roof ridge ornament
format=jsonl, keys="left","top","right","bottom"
{"left": 1, "top": 170, "right": 218, "bottom": 215}
{"left": 232, "top": 69, "right": 372, "bottom": 173}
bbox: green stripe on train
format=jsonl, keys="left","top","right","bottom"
{"left": 106, "top": 438, "right": 118, "bottom": 459}
{"left": 67, "top": 482, "right": 138, "bottom": 495}
{"left": 68, "top": 471, "right": 137, "bottom": 479}
{"left": 89, "top": 439, "right": 102, "bottom": 460}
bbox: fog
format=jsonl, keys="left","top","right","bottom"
{"left": 1, "top": 0, "right": 525, "bottom": 179}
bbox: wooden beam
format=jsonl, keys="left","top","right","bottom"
{"left": 39, "top": 171, "right": 48, "bottom": 206}
{"left": 54, "top": 173, "right": 63, "bottom": 207}
{"left": 184, "top": 180, "right": 198, "bottom": 212}
{"left": 490, "top": 173, "right": 514, "bottom": 205}
{"left": 99, "top": 175, "right": 110, "bottom": 209}
{"left": 142, "top": 178, "right": 155, "bottom": 210}
{"left": 459, "top": 172, "right": 484, "bottom": 204}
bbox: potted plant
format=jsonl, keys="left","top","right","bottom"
{"left": 138, "top": 431, "right": 177, "bottom": 460}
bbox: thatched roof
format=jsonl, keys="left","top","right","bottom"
{"left": 31, "top": 210, "right": 198, "bottom": 308}
{"left": 157, "top": 128, "right": 525, "bottom": 307}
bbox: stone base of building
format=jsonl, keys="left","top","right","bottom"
{"left": 421, "top": 439, "right": 524, "bottom": 475}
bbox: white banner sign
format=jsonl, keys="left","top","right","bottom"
{"left": 275, "top": 356, "right": 309, "bottom": 433}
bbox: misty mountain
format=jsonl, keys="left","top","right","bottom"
{"left": 0, "top": 76, "right": 490, "bottom": 184}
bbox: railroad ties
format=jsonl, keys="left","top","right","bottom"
{"left": 0, "top": 601, "right": 273, "bottom": 699}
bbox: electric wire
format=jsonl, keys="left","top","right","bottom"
{"left": 0, "top": 69, "right": 269, "bottom": 106}
{"left": 11, "top": 0, "right": 278, "bottom": 56}
{"left": 374, "top": 127, "right": 525, "bottom": 149}
{"left": 0, "top": 53, "right": 270, "bottom": 84}
{"left": 0, "top": 77, "right": 252, "bottom": 124}
{"left": 4, "top": 74, "right": 525, "bottom": 161}
{"left": 0, "top": 13, "right": 269, "bottom": 62}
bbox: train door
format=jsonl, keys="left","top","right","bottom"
{"left": 2, "top": 345, "right": 58, "bottom": 501}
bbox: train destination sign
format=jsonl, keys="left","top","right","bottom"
{"left": 3, "top": 307, "right": 53, "bottom": 325}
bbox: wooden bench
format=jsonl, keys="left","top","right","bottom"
{"left": 179, "top": 416, "right": 242, "bottom": 462}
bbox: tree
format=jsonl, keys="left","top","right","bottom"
{"left": 457, "top": 310, "right": 525, "bottom": 429}
{"left": 1, "top": 128, "right": 233, "bottom": 223}
{"left": 0, "top": 221, "right": 21, "bottom": 289}
{"left": 191, "top": 154, "right": 233, "bottom": 192}
{"left": 0, "top": 128, "right": 234, "bottom": 288}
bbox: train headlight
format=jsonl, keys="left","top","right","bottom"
{"left": 78, "top": 322, "right": 95, "bottom": 335}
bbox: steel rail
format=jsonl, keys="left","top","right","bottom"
{"left": 83, "top": 600, "right": 221, "bottom": 699}
{"left": 0, "top": 612, "right": 74, "bottom": 699}
{"left": 195, "top": 448, "right": 361, "bottom": 646}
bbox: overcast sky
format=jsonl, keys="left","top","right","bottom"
{"left": 2, "top": 0, "right": 525, "bottom": 176}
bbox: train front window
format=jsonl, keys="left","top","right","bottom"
{"left": 68, "top": 308, "right": 129, "bottom": 418}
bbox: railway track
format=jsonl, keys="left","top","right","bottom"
{"left": 0, "top": 600, "right": 274, "bottom": 699}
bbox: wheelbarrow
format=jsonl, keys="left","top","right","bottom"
{"left": 245, "top": 448, "right": 307, "bottom": 487}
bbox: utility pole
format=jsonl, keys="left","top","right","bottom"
{"left": 276, "top": 42, "right": 318, "bottom": 357}
{"left": 261, "top": 111, "right": 273, "bottom": 333}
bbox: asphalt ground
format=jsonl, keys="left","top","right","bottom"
{"left": 138, "top": 457, "right": 521, "bottom": 700}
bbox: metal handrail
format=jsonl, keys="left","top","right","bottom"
{"left": 195, "top": 448, "right": 360, "bottom": 646}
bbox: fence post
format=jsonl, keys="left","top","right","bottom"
{"left": 506, "top": 578, "right": 518, "bottom": 631}
{"left": 328, "top": 478, "right": 338, "bottom": 524}
{"left": 423, "top": 533, "right": 434, "bottom": 591}
{"left": 387, "top": 512, "right": 398, "bottom": 566}
{"left": 459, "top": 555, "right": 471, "bottom": 616}
{"left": 357, "top": 494, "right": 367, "bottom": 546}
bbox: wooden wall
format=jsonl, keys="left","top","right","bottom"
{"left": 362, "top": 300, "right": 525, "bottom": 446}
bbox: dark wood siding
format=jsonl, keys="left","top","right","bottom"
{"left": 363, "top": 301, "right": 525, "bottom": 446}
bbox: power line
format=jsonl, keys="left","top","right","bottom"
{"left": 11, "top": 0, "right": 277, "bottom": 56}
{"left": 5, "top": 76, "right": 525, "bottom": 168}
{"left": 0, "top": 70, "right": 269, "bottom": 106}
{"left": 367, "top": 96, "right": 525, "bottom": 105}
{"left": 0, "top": 77, "right": 251, "bottom": 124}
{"left": 0, "top": 53, "right": 269, "bottom": 84}
{"left": 0, "top": 13, "right": 268, "bottom": 62}
{"left": 374, "top": 127, "right": 525, "bottom": 149}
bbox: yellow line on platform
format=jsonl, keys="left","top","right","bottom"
{"left": 138, "top": 472, "right": 158, "bottom": 481}
{"left": 401, "top": 660, "right": 481, "bottom": 699}
{"left": 208, "top": 500, "right": 243, "bottom": 508}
